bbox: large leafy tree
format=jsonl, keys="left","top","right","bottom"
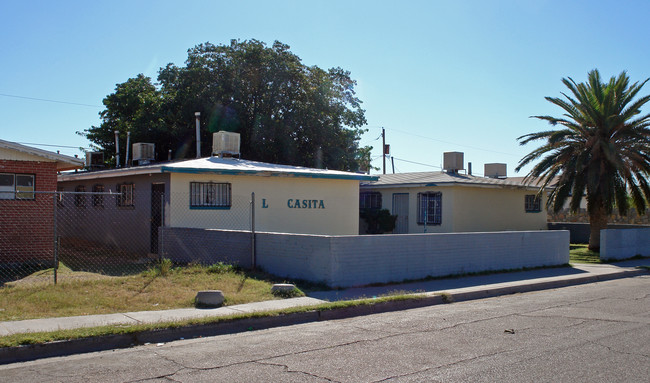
{"left": 516, "top": 69, "right": 650, "bottom": 250}
{"left": 82, "top": 74, "right": 169, "bottom": 166}
{"left": 81, "top": 39, "right": 370, "bottom": 171}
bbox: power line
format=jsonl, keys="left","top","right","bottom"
{"left": 17, "top": 142, "right": 87, "bottom": 150}
{"left": 0, "top": 93, "right": 102, "bottom": 108}
{"left": 391, "top": 157, "right": 441, "bottom": 169}
{"left": 366, "top": 125, "right": 519, "bottom": 157}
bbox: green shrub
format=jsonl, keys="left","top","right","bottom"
{"left": 360, "top": 208, "right": 397, "bottom": 234}
{"left": 271, "top": 286, "right": 305, "bottom": 298}
{"left": 143, "top": 258, "right": 174, "bottom": 277}
{"left": 206, "top": 262, "right": 236, "bottom": 274}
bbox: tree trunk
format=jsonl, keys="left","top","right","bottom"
{"left": 588, "top": 204, "right": 608, "bottom": 251}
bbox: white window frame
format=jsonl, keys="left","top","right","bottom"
{"left": 117, "top": 183, "right": 135, "bottom": 207}
{"left": 0, "top": 173, "right": 35, "bottom": 200}
{"left": 417, "top": 192, "right": 442, "bottom": 225}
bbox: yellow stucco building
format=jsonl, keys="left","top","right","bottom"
{"left": 57, "top": 156, "right": 376, "bottom": 255}
{"left": 360, "top": 171, "right": 548, "bottom": 234}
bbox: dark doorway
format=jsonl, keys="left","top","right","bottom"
{"left": 150, "top": 183, "right": 165, "bottom": 253}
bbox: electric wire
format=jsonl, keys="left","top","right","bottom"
{"left": 365, "top": 126, "right": 519, "bottom": 157}
{"left": 0, "top": 93, "right": 102, "bottom": 108}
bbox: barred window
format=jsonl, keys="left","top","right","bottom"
{"left": 117, "top": 183, "right": 135, "bottom": 207}
{"left": 360, "top": 192, "right": 382, "bottom": 209}
{"left": 0, "top": 173, "right": 35, "bottom": 200}
{"left": 417, "top": 192, "right": 442, "bottom": 225}
{"left": 92, "top": 184, "right": 104, "bottom": 207}
{"left": 525, "top": 194, "right": 541, "bottom": 212}
{"left": 190, "top": 182, "right": 231, "bottom": 208}
{"left": 74, "top": 185, "right": 86, "bottom": 207}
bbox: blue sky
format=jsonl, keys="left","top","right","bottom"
{"left": 2, "top": 0, "right": 650, "bottom": 176}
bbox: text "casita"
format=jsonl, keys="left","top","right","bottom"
{"left": 287, "top": 199, "right": 325, "bottom": 209}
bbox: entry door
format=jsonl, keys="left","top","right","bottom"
{"left": 150, "top": 183, "right": 165, "bottom": 253}
{"left": 392, "top": 193, "right": 409, "bottom": 234}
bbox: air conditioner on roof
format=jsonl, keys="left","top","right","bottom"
{"left": 485, "top": 163, "right": 507, "bottom": 178}
{"left": 212, "top": 131, "right": 241, "bottom": 158}
{"left": 443, "top": 152, "right": 464, "bottom": 173}
{"left": 85, "top": 151, "right": 104, "bottom": 170}
{"left": 132, "top": 143, "right": 155, "bottom": 164}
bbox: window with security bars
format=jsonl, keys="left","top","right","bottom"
{"left": 359, "top": 192, "right": 382, "bottom": 209}
{"left": 190, "top": 182, "right": 231, "bottom": 208}
{"left": 75, "top": 185, "right": 86, "bottom": 207}
{"left": 417, "top": 192, "right": 442, "bottom": 225}
{"left": 525, "top": 194, "right": 541, "bottom": 212}
{"left": 0, "top": 173, "right": 35, "bottom": 200}
{"left": 92, "top": 184, "right": 104, "bottom": 207}
{"left": 117, "top": 183, "right": 135, "bottom": 207}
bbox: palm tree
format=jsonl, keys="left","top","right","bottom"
{"left": 516, "top": 69, "right": 650, "bottom": 250}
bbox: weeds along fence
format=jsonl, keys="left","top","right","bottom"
{"left": 0, "top": 190, "right": 255, "bottom": 286}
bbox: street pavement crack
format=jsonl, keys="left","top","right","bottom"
{"left": 583, "top": 338, "right": 650, "bottom": 359}
{"left": 369, "top": 349, "right": 516, "bottom": 383}
{"left": 256, "top": 360, "right": 341, "bottom": 382}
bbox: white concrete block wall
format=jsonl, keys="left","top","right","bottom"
{"left": 257, "top": 230, "right": 569, "bottom": 287}
{"left": 601, "top": 228, "right": 650, "bottom": 260}
{"left": 256, "top": 233, "right": 333, "bottom": 284}
{"left": 328, "top": 231, "right": 569, "bottom": 287}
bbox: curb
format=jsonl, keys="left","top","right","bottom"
{"left": 1, "top": 268, "right": 646, "bottom": 365}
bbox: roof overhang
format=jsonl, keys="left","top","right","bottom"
{"left": 0, "top": 139, "right": 84, "bottom": 171}
{"left": 361, "top": 181, "right": 545, "bottom": 191}
{"left": 161, "top": 165, "right": 378, "bottom": 181}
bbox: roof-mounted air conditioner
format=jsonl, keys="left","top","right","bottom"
{"left": 212, "top": 131, "right": 241, "bottom": 158}
{"left": 443, "top": 152, "right": 464, "bottom": 174}
{"left": 85, "top": 151, "right": 104, "bottom": 170}
{"left": 485, "top": 163, "right": 507, "bottom": 178}
{"left": 132, "top": 143, "right": 155, "bottom": 165}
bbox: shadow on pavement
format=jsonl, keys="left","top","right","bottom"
{"left": 308, "top": 265, "right": 587, "bottom": 301}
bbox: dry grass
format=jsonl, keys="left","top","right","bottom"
{"left": 0, "top": 262, "right": 290, "bottom": 322}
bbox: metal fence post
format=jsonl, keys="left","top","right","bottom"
{"left": 423, "top": 197, "right": 428, "bottom": 233}
{"left": 159, "top": 193, "right": 165, "bottom": 262}
{"left": 52, "top": 193, "right": 58, "bottom": 284}
{"left": 251, "top": 192, "right": 256, "bottom": 270}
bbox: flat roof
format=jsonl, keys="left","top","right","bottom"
{"left": 59, "top": 156, "right": 378, "bottom": 182}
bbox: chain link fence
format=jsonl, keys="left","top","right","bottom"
{"left": 0, "top": 190, "right": 254, "bottom": 286}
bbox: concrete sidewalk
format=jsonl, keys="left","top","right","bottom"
{"left": 1, "top": 260, "right": 647, "bottom": 338}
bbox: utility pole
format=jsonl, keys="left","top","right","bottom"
{"left": 382, "top": 127, "right": 386, "bottom": 174}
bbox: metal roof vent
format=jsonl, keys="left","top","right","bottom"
{"left": 212, "top": 131, "right": 241, "bottom": 158}
{"left": 484, "top": 163, "right": 507, "bottom": 178}
{"left": 443, "top": 152, "right": 464, "bottom": 174}
{"left": 132, "top": 143, "right": 155, "bottom": 165}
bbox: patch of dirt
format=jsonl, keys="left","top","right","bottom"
{"left": 5, "top": 269, "right": 115, "bottom": 287}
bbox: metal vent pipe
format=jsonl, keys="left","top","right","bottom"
{"left": 195, "top": 112, "right": 201, "bottom": 158}
{"left": 114, "top": 130, "right": 120, "bottom": 168}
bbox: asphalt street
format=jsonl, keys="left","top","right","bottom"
{"left": 1, "top": 275, "right": 648, "bottom": 382}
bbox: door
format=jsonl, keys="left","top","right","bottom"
{"left": 392, "top": 193, "right": 409, "bottom": 234}
{"left": 150, "top": 183, "right": 165, "bottom": 253}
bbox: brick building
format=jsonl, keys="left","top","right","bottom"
{"left": 0, "top": 139, "right": 83, "bottom": 265}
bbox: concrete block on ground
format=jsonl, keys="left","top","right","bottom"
{"left": 271, "top": 283, "right": 296, "bottom": 293}
{"left": 195, "top": 290, "right": 225, "bottom": 307}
